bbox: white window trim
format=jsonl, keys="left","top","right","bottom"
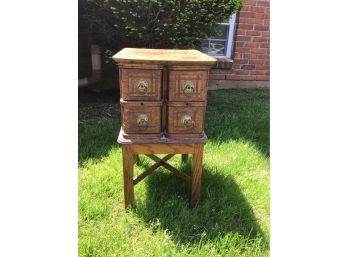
{"left": 205, "top": 14, "right": 237, "bottom": 59}
{"left": 225, "top": 14, "right": 237, "bottom": 59}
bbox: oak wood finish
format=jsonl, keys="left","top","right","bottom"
{"left": 146, "top": 154, "right": 191, "bottom": 183}
{"left": 120, "top": 99, "right": 162, "bottom": 134}
{"left": 168, "top": 70, "right": 208, "bottom": 102}
{"left": 190, "top": 144, "right": 204, "bottom": 208}
{"left": 114, "top": 48, "right": 216, "bottom": 209}
{"left": 121, "top": 68, "right": 162, "bottom": 101}
{"left": 114, "top": 48, "right": 215, "bottom": 139}
{"left": 118, "top": 131, "right": 206, "bottom": 209}
{"left": 167, "top": 101, "right": 206, "bottom": 136}
{"left": 122, "top": 145, "right": 135, "bottom": 210}
{"left": 133, "top": 154, "right": 174, "bottom": 185}
{"left": 113, "top": 48, "right": 216, "bottom": 66}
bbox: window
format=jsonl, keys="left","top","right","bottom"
{"left": 201, "top": 14, "right": 237, "bottom": 59}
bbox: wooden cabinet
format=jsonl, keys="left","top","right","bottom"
{"left": 120, "top": 68, "right": 162, "bottom": 101}
{"left": 120, "top": 99, "right": 162, "bottom": 135}
{"left": 113, "top": 48, "right": 216, "bottom": 139}
{"left": 167, "top": 101, "right": 206, "bottom": 136}
{"left": 168, "top": 70, "right": 208, "bottom": 102}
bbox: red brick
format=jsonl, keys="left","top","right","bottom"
{"left": 256, "top": 54, "right": 267, "bottom": 59}
{"left": 255, "top": 75, "right": 269, "bottom": 80}
{"left": 239, "top": 17, "right": 264, "bottom": 25}
{"left": 255, "top": 65, "right": 270, "bottom": 70}
{"left": 251, "top": 48, "right": 267, "bottom": 54}
{"left": 241, "top": 5, "right": 252, "bottom": 12}
{"left": 252, "top": 37, "right": 268, "bottom": 42}
{"left": 233, "top": 59, "right": 249, "bottom": 65}
{"left": 251, "top": 6, "right": 265, "bottom": 13}
{"left": 261, "top": 31, "right": 270, "bottom": 37}
{"left": 255, "top": 13, "right": 269, "bottom": 19}
{"left": 254, "top": 25, "right": 269, "bottom": 31}
{"left": 234, "top": 52, "right": 242, "bottom": 58}
{"left": 264, "top": 19, "right": 270, "bottom": 26}
{"left": 209, "top": 74, "right": 226, "bottom": 80}
{"left": 241, "top": 64, "right": 256, "bottom": 70}
{"left": 257, "top": 1, "right": 270, "bottom": 7}
{"left": 237, "top": 47, "right": 251, "bottom": 52}
{"left": 238, "top": 17, "right": 248, "bottom": 24}
{"left": 243, "top": 41, "right": 260, "bottom": 48}
{"left": 265, "top": 7, "right": 270, "bottom": 13}
{"left": 235, "top": 41, "right": 245, "bottom": 47}
{"left": 239, "top": 11, "right": 255, "bottom": 18}
{"left": 252, "top": 18, "right": 264, "bottom": 25}
{"left": 226, "top": 74, "right": 254, "bottom": 80}
{"left": 242, "top": 53, "right": 252, "bottom": 59}
{"left": 238, "top": 24, "right": 254, "bottom": 30}
{"left": 250, "top": 70, "right": 265, "bottom": 75}
{"left": 236, "top": 29, "right": 247, "bottom": 36}
{"left": 235, "top": 69, "right": 250, "bottom": 75}
{"left": 246, "top": 30, "right": 261, "bottom": 36}
{"left": 249, "top": 59, "right": 264, "bottom": 65}
{"left": 232, "top": 64, "right": 241, "bottom": 69}
{"left": 236, "top": 35, "right": 252, "bottom": 41}
{"left": 244, "top": 0, "right": 257, "bottom": 5}
{"left": 264, "top": 60, "right": 270, "bottom": 65}
{"left": 259, "top": 42, "right": 270, "bottom": 48}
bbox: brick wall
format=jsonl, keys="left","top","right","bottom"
{"left": 210, "top": 0, "right": 270, "bottom": 81}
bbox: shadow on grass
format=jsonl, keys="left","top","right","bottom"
{"left": 78, "top": 88, "right": 270, "bottom": 162}
{"left": 78, "top": 118, "right": 121, "bottom": 164}
{"left": 134, "top": 159, "right": 268, "bottom": 246}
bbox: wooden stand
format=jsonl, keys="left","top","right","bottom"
{"left": 118, "top": 129, "right": 207, "bottom": 209}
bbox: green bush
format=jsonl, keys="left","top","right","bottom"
{"left": 79, "top": 0, "right": 243, "bottom": 50}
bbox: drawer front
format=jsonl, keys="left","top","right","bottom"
{"left": 167, "top": 104, "right": 206, "bottom": 134}
{"left": 121, "top": 69, "right": 162, "bottom": 101}
{"left": 168, "top": 70, "right": 208, "bottom": 101}
{"left": 121, "top": 102, "right": 162, "bottom": 134}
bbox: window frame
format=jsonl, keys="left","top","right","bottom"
{"left": 203, "top": 14, "right": 237, "bottom": 59}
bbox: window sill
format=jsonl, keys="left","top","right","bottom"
{"left": 211, "top": 57, "right": 233, "bottom": 69}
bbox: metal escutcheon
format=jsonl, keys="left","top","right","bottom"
{"left": 136, "top": 79, "right": 148, "bottom": 94}
{"left": 137, "top": 114, "right": 148, "bottom": 127}
{"left": 181, "top": 114, "right": 193, "bottom": 127}
{"left": 183, "top": 80, "right": 194, "bottom": 94}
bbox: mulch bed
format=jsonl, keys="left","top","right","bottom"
{"left": 78, "top": 88, "right": 120, "bottom": 121}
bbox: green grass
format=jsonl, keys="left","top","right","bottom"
{"left": 79, "top": 89, "right": 270, "bottom": 257}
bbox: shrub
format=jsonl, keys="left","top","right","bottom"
{"left": 79, "top": 0, "right": 243, "bottom": 50}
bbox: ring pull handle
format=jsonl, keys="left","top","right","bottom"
{"left": 181, "top": 114, "right": 194, "bottom": 127}
{"left": 183, "top": 80, "right": 194, "bottom": 95}
{"left": 137, "top": 114, "right": 148, "bottom": 127}
{"left": 136, "top": 79, "right": 148, "bottom": 94}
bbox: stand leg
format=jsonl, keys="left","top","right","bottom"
{"left": 122, "top": 145, "right": 135, "bottom": 209}
{"left": 181, "top": 154, "right": 188, "bottom": 162}
{"left": 190, "top": 144, "right": 204, "bottom": 208}
{"left": 135, "top": 154, "right": 140, "bottom": 165}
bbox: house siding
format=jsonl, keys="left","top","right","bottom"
{"left": 210, "top": 0, "right": 270, "bottom": 81}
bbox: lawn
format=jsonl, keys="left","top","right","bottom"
{"left": 78, "top": 89, "right": 270, "bottom": 257}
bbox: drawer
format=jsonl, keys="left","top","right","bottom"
{"left": 120, "top": 99, "right": 162, "bottom": 134}
{"left": 166, "top": 101, "right": 206, "bottom": 135}
{"left": 120, "top": 68, "right": 162, "bottom": 101}
{"left": 168, "top": 70, "right": 208, "bottom": 101}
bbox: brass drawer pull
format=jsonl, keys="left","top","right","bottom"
{"left": 183, "top": 80, "right": 194, "bottom": 95}
{"left": 137, "top": 114, "right": 149, "bottom": 127}
{"left": 181, "top": 114, "right": 194, "bottom": 127}
{"left": 136, "top": 79, "right": 148, "bottom": 94}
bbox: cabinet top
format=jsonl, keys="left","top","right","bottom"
{"left": 112, "top": 48, "right": 216, "bottom": 66}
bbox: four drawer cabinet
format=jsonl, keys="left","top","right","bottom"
{"left": 113, "top": 48, "right": 216, "bottom": 139}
